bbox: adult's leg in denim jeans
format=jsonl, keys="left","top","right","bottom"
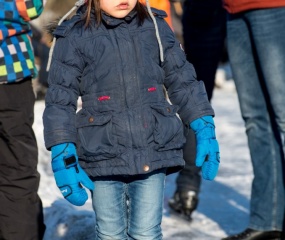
{"left": 92, "top": 169, "right": 165, "bottom": 240}
{"left": 227, "top": 11, "right": 285, "bottom": 231}
{"left": 0, "top": 79, "right": 46, "bottom": 240}
{"left": 246, "top": 7, "right": 285, "bottom": 230}
{"left": 248, "top": 8, "right": 285, "bottom": 138}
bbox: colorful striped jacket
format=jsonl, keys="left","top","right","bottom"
{"left": 0, "top": 0, "right": 43, "bottom": 83}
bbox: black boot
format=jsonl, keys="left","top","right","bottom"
{"left": 168, "top": 190, "right": 198, "bottom": 221}
{"left": 221, "top": 228, "right": 283, "bottom": 240}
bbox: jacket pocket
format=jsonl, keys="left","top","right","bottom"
{"left": 150, "top": 104, "right": 185, "bottom": 151}
{"left": 76, "top": 111, "right": 116, "bottom": 160}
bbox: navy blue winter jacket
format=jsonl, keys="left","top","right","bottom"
{"left": 43, "top": 7, "right": 214, "bottom": 177}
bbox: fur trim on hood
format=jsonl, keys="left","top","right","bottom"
{"left": 45, "top": 18, "right": 62, "bottom": 42}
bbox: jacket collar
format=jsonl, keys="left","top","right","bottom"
{"left": 77, "top": 5, "right": 137, "bottom": 26}
{"left": 102, "top": 10, "right": 137, "bottom": 26}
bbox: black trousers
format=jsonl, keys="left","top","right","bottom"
{"left": 176, "top": 0, "right": 226, "bottom": 192}
{"left": 182, "top": 0, "right": 226, "bottom": 100}
{"left": 0, "top": 79, "right": 45, "bottom": 240}
{"left": 176, "top": 127, "right": 201, "bottom": 192}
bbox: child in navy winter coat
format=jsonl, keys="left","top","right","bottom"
{"left": 43, "top": 0, "right": 220, "bottom": 238}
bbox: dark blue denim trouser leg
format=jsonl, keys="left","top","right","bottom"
{"left": 227, "top": 7, "right": 285, "bottom": 231}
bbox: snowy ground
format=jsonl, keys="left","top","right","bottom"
{"left": 34, "top": 67, "right": 253, "bottom": 240}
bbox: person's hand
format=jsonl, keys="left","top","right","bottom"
{"left": 190, "top": 116, "right": 220, "bottom": 180}
{"left": 51, "top": 143, "right": 94, "bottom": 206}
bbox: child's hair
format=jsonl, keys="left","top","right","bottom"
{"left": 84, "top": 0, "right": 149, "bottom": 27}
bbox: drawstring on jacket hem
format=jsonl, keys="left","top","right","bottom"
{"left": 46, "top": 0, "right": 164, "bottom": 71}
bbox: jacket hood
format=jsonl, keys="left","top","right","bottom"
{"left": 46, "top": 0, "right": 165, "bottom": 71}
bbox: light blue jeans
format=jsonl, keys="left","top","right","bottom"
{"left": 92, "top": 169, "right": 166, "bottom": 240}
{"left": 227, "top": 7, "right": 285, "bottom": 231}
